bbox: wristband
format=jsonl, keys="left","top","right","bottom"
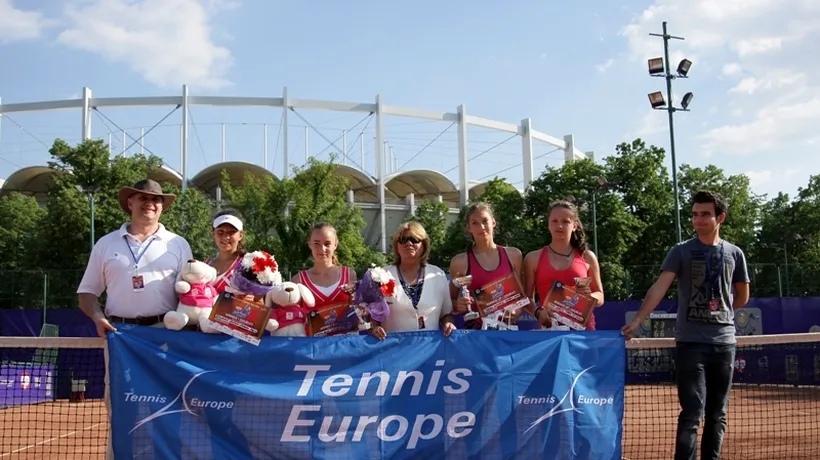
{"left": 534, "top": 307, "right": 544, "bottom": 319}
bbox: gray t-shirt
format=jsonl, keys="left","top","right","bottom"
{"left": 661, "top": 238, "right": 750, "bottom": 344}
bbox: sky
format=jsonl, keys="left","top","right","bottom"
{"left": 0, "top": 0, "right": 818, "bottom": 202}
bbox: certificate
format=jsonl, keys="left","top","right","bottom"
{"left": 307, "top": 301, "right": 360, "bottom": 337}
{"left": 543, "top": 280, "right": 596, "bottom": 331}
{"left": 205, "top": 292, "right": 271, "bottom": 346}
{"left": 473, "top": 273, "right": 533, "bottom": 318}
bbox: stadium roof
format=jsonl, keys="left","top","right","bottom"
{"left": 385, "top": 169, "right": 459, "bottom": 205}
{"left": 1, "top": 166, "right": 62, "bottom": 202}
{"left": 190, "top": 161, "right": 276, "bottom": 199}
{"left": 0, "top": 163, "right": 496, "bottom": 207}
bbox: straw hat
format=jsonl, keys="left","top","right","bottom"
{"left": 117, "top": 179, "right": 176, "bottom": 214}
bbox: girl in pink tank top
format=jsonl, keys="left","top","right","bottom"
{"left": 448, "top": 202, "right": 526, "bottom": 329}
{"left": 524, "top": 200, "right": 605, "bottom": 330}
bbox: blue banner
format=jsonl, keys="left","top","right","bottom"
{"left": 108, "top": 326, "right": 626, "bottom": 459}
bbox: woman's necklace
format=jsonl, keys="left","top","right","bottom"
{"left": 548, "top": 245, "right": 573, "bottom": 260}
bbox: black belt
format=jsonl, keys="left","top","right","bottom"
{"left": 108, "top": 314, "right": 199, "bottom": 331}
{"left": 108, "top": 314, "right": 165, "bottom": 326}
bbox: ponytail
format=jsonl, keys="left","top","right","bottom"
{"left": 548, "top": 199, "right": 589, "bottom": 255}
{"left": 570, "top": 224, "right": 588, "bottom": 254}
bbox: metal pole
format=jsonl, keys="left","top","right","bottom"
{"left": 89, "top": 193, "right": 95, "bottom": 251}
{"left": 662, "top": 21, "right": 682, "bottom": 244}
{"left": 592, "top": 191, "right": 598, "bottom": 256}
{"left": 784, "top": 244, "right": 789, "bottom": 296}
{"left": 342, "top": 130, "right": 347, "bottom": 165}
{"left": 263, "top": 123, "right": 268, "bottom": 171}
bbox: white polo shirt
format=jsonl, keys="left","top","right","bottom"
{"left": 77, "top": 223, "right": 193, "bottom": 318}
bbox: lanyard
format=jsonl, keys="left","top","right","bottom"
{"left": 124, "top": 236, "right": 156, "bottom": 272}
{"left": 398, "top": 265, "right": 424, "bottom": 309}
{"left": 703, "top": 241, "right": 725, "bottom": 300}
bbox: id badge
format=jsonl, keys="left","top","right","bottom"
{"left": 708, "top": 298, "right": 720, "bottom": 314}
{"left": 132, "top": 275, "right": 145, "bottom": 293}
{"left": 417, "top": 315, "right": 426, "bottom": 330}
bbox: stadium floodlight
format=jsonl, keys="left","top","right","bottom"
{"left": 648, "top": 57, "right": 665, "bottom": 76}
{"left": 681, "top": 92, "right": 694, "bottom": 110}
{"left": 648, "top": 91, "right": 666, "bottom": 109}
{"left": 677, "top": 59, "right": 692, "bottom": 77}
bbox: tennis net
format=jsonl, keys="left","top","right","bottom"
{"left": 624, "top": 332, "right": 820, "bottom": 460}
{"left": 0, "top": 333, "right": 817, "bottom": 459}
{"left": 0, "top": 337, "right": 108, "bottom": 459}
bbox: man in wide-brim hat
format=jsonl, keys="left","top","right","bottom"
{"left": 78, "top": 177, "right": 192, "bottom": 459}
{"left": 117, "top": 179, "right": 177, "bottom": 215}
{"left": 77, "top": 176, "right": 192, "bottom": 336}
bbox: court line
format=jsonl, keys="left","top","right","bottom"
{"left": 0, "top": 422, "right": 104, "bottom": 457}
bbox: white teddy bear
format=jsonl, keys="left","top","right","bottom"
{"left": 164, "top": 259, "right": 219, "bottom": 333}
{"left": 264, "top": 281, "right": 316, "bottom": 336}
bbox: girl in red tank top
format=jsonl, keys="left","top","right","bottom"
{"left": 524, "top": 200, "right": 605, "bottom": 330}
{"left": 293, "top": 222, "right": 358, "bottom": 336}
{"left": 448, "top": 203, "right": 525, "bottom": 329}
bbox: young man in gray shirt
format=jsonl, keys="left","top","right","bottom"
{"left": 622, "top": 190, "right": 750, "bottom": 460}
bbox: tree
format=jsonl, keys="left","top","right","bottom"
{"left": 160, "top": 187, "right": 216, "bottom": 260}
{"left": 222, "top": 157, "right": 387, "bottom": 277}
{"left": 405, "top": 200, "right": 449, "bottom": 267}
{"left": 604, "top": 139, "right": 676, "bottom": 298}
{"left": 0, "top": 192, "right": 46, "bottom": 270}
{"left": 0, "top": 193, "right": 47, "bottom": 309}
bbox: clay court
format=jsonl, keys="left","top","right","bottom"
{"left": 622, "top": 383, "right": 819, "bottom": 460}
{"left": 0, "top": 400, "right": 108, "bottom": 459}
{"left": 0, "top": 386, "right": 816, "bottom": 459}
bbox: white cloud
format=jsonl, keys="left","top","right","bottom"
{"left": 56, "top": 0, "right": 234, "bottom": 90}
{"left": 745, "top": 170, "right": 773, "bottom": 187}
{"left": 722, "top": 63, "right": 742, "bottom": 76}
{"left": 596, "top": 59, "right": 615, "bottom": 73}
{"left": 630, "top": 110, "right": 667, "bottom": 138}
{"left": 620, "top": 0, "right": 820, "bottom": 156}
{"left": 0, "top": 0, "right": 49, "bottom": 43}
{"left": 734, "top": 36, "right": 783, "bottom": 56}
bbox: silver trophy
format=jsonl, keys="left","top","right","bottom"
{"left": 452, "top": 275, "right": 479, "bottom": 321}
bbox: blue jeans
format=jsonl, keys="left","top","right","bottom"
{"left": 674, "top": 341, "right": 736, "bottom": 460}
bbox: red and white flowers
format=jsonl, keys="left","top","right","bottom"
{"left": 369, "top": 266, "right": 397, "bottom": 297}
{"left": 239, "top": 250, "right": 282, "bottom": 286}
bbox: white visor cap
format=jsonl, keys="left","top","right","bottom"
{"left": 213, "top": 214, "right": 244, "bottom": 231}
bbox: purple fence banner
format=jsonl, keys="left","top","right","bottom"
{"left": 0, "top": 364, "right": 55, "bottom": 408}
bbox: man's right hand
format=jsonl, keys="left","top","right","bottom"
{"left": 94, "top": 317, "right": 117, "bottom": 339}
{"left": 621, "top": 319, "right": 640, "bottom": 340}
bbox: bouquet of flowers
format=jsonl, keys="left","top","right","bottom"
{"left": 353, "top": 266, "right": 397, "bottom": 325}
{"left": 230, "top": 250, "right": 283, "bottom": 297}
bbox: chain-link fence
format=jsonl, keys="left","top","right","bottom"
{"left": 615, "top": 263, "right": 820, "bottom": 300}
{"left": 0, "top": 263, "right": 818, "bottom": 310}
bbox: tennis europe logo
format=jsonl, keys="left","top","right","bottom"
{"left": 282, "top": 360, "right": 476, "bottom": 450}
{"left": 126, "top": 370, "right": 235, "bottom": 434}
{"left": 520, "top": 365, "right": 615, "bottom": 434}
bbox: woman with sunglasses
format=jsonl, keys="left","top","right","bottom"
{"left": 369, "top": 222, "right": 457, "bottom": 339}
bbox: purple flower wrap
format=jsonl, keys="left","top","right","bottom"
{"left": 353, "top": 269, "right": 391, "bottom": 323}
{"left": 231, "top": 266, "right": 275, "bottom": 297}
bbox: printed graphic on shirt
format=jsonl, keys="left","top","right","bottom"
{"left": 687, "top": 248, "right": 730, "bottom": 326}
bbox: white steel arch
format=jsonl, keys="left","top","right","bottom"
{"left": 0, "top": 85, "right": 590, "bottom": 252}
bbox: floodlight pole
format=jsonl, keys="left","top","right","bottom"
{"left": 650, "top": 21, "right": 685, "bottom": 243}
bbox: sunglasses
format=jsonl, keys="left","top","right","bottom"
{"left": 398, "top": 235, "right": 422, "bottom": 245}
